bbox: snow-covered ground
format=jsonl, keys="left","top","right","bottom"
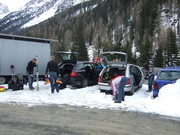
{"left": 0, "top": 80, "right": 180, "bottom": 118}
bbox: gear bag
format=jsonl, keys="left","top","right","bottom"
{"left": 0, "top": 86, "right": 6, "bottom": 92}
{"left": 8, "top": 74, "right": 26, "bottom": 91}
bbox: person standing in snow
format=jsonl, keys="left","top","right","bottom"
{"left": 26, "top": 58, "right": 37, "bottom": 90}
{"left": 144, "top": 61, "right": 154, "bottom": 92}
{"left": 111, "top": 69, "right": 128, "bottom": 103}
{"left": 45, "top": 56, "right": 60, "bottom": 94}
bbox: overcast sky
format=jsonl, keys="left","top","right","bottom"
{"left": 0, "top": 0, "right": 31, "bottom": 11}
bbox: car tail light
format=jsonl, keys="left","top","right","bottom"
{"left": 126, "top": 78, "right": 130, "bottom": 85}
{"left": 70, "top": 71, "right": 77, "bottom": 77}
{"left": 154, "top": 82, "right": 158, "bottom": 89}
{"left": 98, "top": 76, "right": 102, "bottom": 83}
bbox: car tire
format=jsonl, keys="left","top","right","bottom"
{"left": 81, "top": 78, "right": 88, "bottom": 88}
{"left": 105, "top": 90, "right": 112, "bottom": 95}
{"left": 139, "top": 84, "right": 142, "bottom": 88}
{"left": 128, "top": 85, "right": 135, "bottom": 95}
{"left": 100, "top": 90, "right": 105, "bottom": 93}
{"left": 0, "top": 77, "right": 6, "bottom": 85}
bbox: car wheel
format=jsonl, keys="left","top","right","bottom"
{"left": 100, "top": 90, "right": 105, "bottom": 93}
{"left": 128, "top": 85, "right": 135, "bottom": 95}
{"left": 138, "top": 83, "right": 142, "bottom": 89}
{"left": 0, "top": 77, "right": 6, "bottom": 85}
{"left": 105, "top": 90, "right": 112, "bottom": 95}
{"left": 81, "top": 78, "right": 88, "bottom": 88}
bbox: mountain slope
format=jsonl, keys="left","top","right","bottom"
{"left": 20, "top": 0, "right": 180, "bottom": 66}
{"left": 0, "top": 3, "right": 9, "bottom": 18}
{"left": 0, "top": 0, "right": 90, "bottom": 33}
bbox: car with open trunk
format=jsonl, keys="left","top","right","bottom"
{"left": 98, "top": 51, "right": 144, "bottom": 95}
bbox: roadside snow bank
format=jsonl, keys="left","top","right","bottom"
{"left": 0, "top": 80, "right": 180, "bottom": 117}
{"left": 150, "top": 79, "right": 180, "bottom": 117}
{"left": 121, "top": 79, "right": 180, "bottom": 117}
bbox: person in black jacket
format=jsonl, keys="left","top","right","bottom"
{"left": 45, "top": 56, "right": 60, "bottom": 94}
{"left": 144, "top": 61, "right": 154, "bottom": 92}
{"left": 26, "top": 58, "right": 37, "bottom": 90}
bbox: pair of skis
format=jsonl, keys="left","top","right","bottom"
{"left": 35, "top": 55, "right": 39, "bottom": 91}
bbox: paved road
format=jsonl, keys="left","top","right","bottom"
{"left": 0, "top": 104, "right": 180, "bottom": 135}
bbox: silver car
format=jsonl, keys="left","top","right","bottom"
{"left": 98, "top": 52, "right": 144, "bottom": 95}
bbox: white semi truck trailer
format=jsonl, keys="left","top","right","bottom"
{"left": 0, "top": 33, "right": 57, "bottom": 84}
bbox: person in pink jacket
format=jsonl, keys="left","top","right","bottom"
{"left": 111, "top": 70, "right": 128, "bottom": 103}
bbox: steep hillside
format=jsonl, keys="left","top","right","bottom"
{"left": 20, "top": 0, "right": 180, "bottom": 66}
{"left": 0, "top": 0, "right": 90, "bottom": 33}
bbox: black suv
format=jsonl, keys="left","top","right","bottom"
{"left": 55, "top": 52, "right": 102, "bottom": 88}
{"left": 69, "top": 61, "right": 102, "bottom": 88}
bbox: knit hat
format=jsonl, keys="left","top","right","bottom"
{"left": 33, "top": 57, "right": 37, "bottom": 61}
{"left": 51, "top": 56, "right": 55, "bottom": 59}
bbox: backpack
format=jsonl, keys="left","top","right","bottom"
{"left": 8, "top": 74, "right": 26, "bottom": 91}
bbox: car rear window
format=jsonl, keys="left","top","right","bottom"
{"left": 57, "top": 53, "right": 76, "bottom": 61}
{"left": 59, "top": 63, "right": 75, "bottom": 69}
{"left": 158, "top": 71, "right": 180, "bottom": 80}
{"left": 74, "top": 63, "right": 93, "bottom": 70}
{"left": 103, "top": 53, "right": 126, "bottom": 62}
{"left": 74, "top": 63, "right": 84, "bottom": 70}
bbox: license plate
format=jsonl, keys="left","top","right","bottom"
{"left": 99, "top": 85, "right": 111, "bottom": 90}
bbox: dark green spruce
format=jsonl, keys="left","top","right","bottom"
{"left": 72, "top": 20, "right": 88, "bottom": 61}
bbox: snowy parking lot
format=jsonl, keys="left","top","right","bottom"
{"left": 1, "top": 80, "right": 180, "bottom": 118}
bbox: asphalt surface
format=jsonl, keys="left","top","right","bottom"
{"left": 0, "top": 104, "right": 180, "bottom": 135}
